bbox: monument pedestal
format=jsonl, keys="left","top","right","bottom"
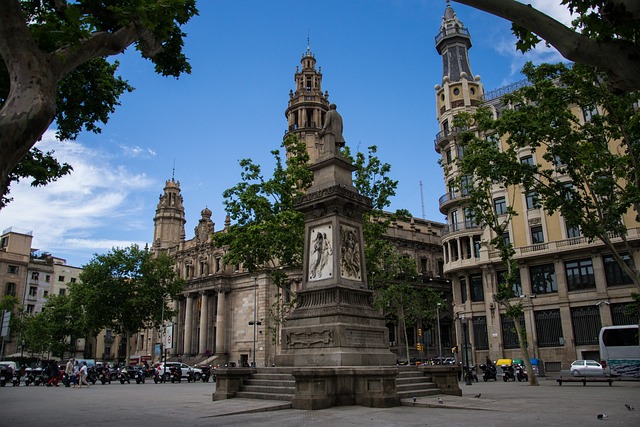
{"left": 276, "top": 152, "right": 398, "bottom": 407}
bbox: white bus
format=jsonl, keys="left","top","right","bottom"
{"left": 599, "top": 325, "right": 640, "bottom": 378}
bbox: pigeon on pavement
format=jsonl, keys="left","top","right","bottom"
{"left": 474, "top": 393, "right": 481, "bottom": 398}
{"left": 597, "top": 414, "right": 608, "bottom": 420}
{"left": 625, "top": 404, "right": 635, "bottom": 411}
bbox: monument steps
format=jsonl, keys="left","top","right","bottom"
{"left": 396, "top": 368, "right": 441, "bottom": 399}
{"left": 235, "top": 368, "right": 296, "bottom": 401}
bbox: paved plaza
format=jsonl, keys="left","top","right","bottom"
{"left": 1, "top": 376, "right": 639, "bottom": 427}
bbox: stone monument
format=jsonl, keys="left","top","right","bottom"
{"left": 275, "top": 105, "right": 398, "bottom": 409}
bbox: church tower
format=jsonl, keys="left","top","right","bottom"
{"left": 284, "top": 41, "right": 331, "bottom": 164}
{"left": 153, "top": 178, "right": 186, "bottom": 250}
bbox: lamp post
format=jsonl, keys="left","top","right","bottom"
{"left": 248, "top": 276, "right": 261, "bottom": 367}
{"left": 436, "top": 303, "right": 442, "bottom": 359}
{"left": 461, "top": 314, "right": 472, "bottom": 385}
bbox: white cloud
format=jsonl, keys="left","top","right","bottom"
{"left": 119, "top": 144, "right": 157, "bottom": 158}
{"left": 0, "top": 130, "right": 156, "bottom": 263}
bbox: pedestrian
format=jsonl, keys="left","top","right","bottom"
{"left": 46, "top": 362, "right": 60, "bottom": 387}
{"left": 78, "top": 361, "right": 89, "bottom": 388}
{"left": 73, "top": 360, "right": 80, "bottom": 388}
{"left": 65, "top": 358, "right": 74, "bottom": 387}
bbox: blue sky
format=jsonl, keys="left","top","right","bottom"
{"left": 0, "top": 1, "right": 568, "bottom": 267}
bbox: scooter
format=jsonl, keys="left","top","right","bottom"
{"left": 515, "top": 364, "right": 528, "bottom": 382}
{"left": 501, "top": 365, "right": 516, "bottom": 382}
{"left": 480, "top": 363, "right": 497, "bottom": 381}
{"left": 169, "top": 366, "right": 181, "bottom": 383}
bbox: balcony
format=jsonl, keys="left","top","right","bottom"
{"left": 434, "top": 126, "right": 468, "bottom": 152}
{"left": 441, "top": 220, "right": 482, "bottom": 237}
{"left": 438, "top": 190, "right": 470, "bottom": 213}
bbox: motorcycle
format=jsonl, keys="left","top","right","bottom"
{"left": 97, "top": 367, "right": 111, "bottom": 384}
{"left": 199, "top": 366, "right": 212, "bottom": 383}
{"left": 480, "top": 363, "right": 498, "bottom": 382}
{"left": 119, "top": 367, "right": 130, "bottom": 384}
{"left": 515, "top": 364, "right": 528, "bottom": 382}
{"left": 169, "top": 366, "right": 181, "bottom": 383}
{"left": 501, "top": 364, "right": 516, "bottom": 382}
{"left": 135, "top": 369, "right": 146, "bottom": 384}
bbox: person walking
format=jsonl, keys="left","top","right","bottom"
{"left": 72, "top": 360, "right": 80, "bottom": 388}
{"left": 46, "top": 362, "right": 60, "bottom": 387}
{"left": 65, "top": 358, "right": 74, "bottom": 387}
{"left": 78, "top": 361, "right": 90, "bottom": 388}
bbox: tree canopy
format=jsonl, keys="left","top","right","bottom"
{"left": 453, "top": 0, "right": 640, "bottom": 92}
{"left": 73, "top": 245, "right": 184, "bottom": 363}
{"left": 457, "top": 61, "right": 640, "bottom": 290}
{"left": 0, "top": 0, "right": 198, "bottom": 208}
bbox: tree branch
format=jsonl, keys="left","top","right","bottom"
{"left": 453, "top": 0, "right": 640, "bottom": 92}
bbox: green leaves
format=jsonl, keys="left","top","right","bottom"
{"left": 456, "top": 61, "right": 640, "bottom": 291}
{"left": 214, "top": 134, "right": 313, "bottom": 273}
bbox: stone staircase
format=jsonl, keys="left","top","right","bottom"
{"left": 396, "top": 366, "right": 441, "bottom": 399}
{"left": 235, "top": 367, "right": 296, "bottom": 401}
{"left": 234, "top": 366, "right": 440, "bottom": 402}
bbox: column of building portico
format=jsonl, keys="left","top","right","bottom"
{"left": 215, "top": 289, "right": 226, "bottom": 355}
{"left": 198, "top": 291, "right": 209, "bottom": 355}
{"left": 183, "top": 293, "right": 194, "bottom": 356}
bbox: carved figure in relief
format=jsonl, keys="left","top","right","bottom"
{"left": 340, "top": 227, "right": 361, "bottom": 279}
{"left": 310, "top": 231, "right": 333, "bottom": 279}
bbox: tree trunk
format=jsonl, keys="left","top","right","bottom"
{"left": 512, "top": 316, "right": 539, "bottom": 386}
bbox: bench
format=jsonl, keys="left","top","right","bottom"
{"left": 556, "top": 376, "right": 614, "bottom": 386}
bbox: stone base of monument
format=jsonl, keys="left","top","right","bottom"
{"left": 291, "top": 366, "right": 400, "bottom": 409}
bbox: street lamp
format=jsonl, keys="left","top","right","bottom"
{"left": 460, "top": 314, "right": 472, "bottom": 385}
{"left": 436, "top": 303, "right": 443, "bottom": 359}
{"left": 248, "top": 276, "right": 261, "bottom": 367}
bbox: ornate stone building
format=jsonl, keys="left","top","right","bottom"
{"left": 434, "top": 2, "right": 639, "bottom": 372}
{"left": 142, "top": 47, "right": 449, "bottom": 368}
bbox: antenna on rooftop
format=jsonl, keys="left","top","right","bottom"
{"left": 172, "top": 158, "right": 176, "bottom": 180}
{"left": 420, "top": 180, "right": 426, "bottom": 219}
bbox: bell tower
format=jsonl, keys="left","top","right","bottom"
{"left": 284, "top": 41, "right": 330, "bottom": 163}
{"left": 153, "top": 177, "right": 186, "bottom": 251}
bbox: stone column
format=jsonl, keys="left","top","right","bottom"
{"left": 183, "top": 293, "right": 193, "bottom": 355}
{"left": 215, "top": 290, "right": 226, "bottom": 354}
{"left": 199, "top": 291, "right": 209, "bottom": 355}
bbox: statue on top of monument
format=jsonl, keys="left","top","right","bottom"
{"left": 318, "top": 103, "right": 345, "bottom": 155}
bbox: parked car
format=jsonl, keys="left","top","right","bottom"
{"left": 155, "top": 362, "right": 202, "bottom": 380}
{"left": 570, "top": 360, "right": 605, "bottom": 377}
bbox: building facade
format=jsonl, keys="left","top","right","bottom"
{"left": 143, "top": 47, "right": 450, "bottom": 368}
{"left": 433, "top": 2, "right": 639, "bottom": 372}
{"left": 0, "top": 227, "right": 87, "bottom": 358}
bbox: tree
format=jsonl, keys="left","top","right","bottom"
{"left": 74, "top": 245, "right": 184, "bottom": 364}
{"left": 213, "top": 134, "right": 313, "bottom": 344}
{"left": 453, "top": 0, "right": 640, "bottom": 92}
{"left": 345, "top": 145, "right": 412, "bottom": 284}
{"left": 372, "top": 255, "right": 443, "bottom": 364}
{"left": 0, "top": 0, "right": 198, "bottom": 209}
{"left": 464, "top": 62, "right": 640, "bottom": 290}
{"left": 21, "top": 294, "right": 80, "bottom": 358}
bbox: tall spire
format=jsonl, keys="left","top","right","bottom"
{"left": 435, "top": 0, "right": 473, "bottom": 82}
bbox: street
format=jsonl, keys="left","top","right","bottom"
{"left": 0, "top": 376, "right": 639, "bottom": 426}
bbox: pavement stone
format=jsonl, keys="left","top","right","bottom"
{"left": 1, "top": 375, "right": 639, "bottom": 427}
